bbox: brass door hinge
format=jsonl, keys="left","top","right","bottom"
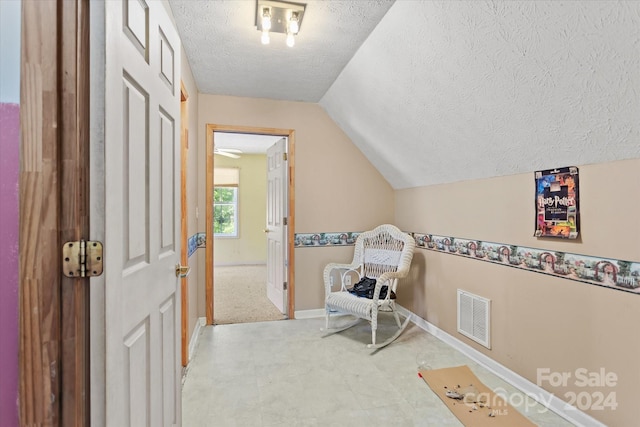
{"left": 63, "top": 240, "right": 103, "bottom": 278}
{"left": 283, "top": 152, "right": 288, "bottom": 161}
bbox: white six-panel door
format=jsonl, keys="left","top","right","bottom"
{"left": 266, "top": 138, "right": 288, "bottom": 314}
{"left": 103, "top": 0, "right": 181, "bottom": 425}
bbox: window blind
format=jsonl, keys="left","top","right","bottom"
{"left": 214, "top": 167, "right": 239, "bottom": 187}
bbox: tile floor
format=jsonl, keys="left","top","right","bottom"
{"left": 182, "top": 315, "right": 575, "bottom": 427}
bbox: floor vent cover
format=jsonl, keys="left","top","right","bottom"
{"left": 457, "top": 289, "right": 491, "bottom": 349}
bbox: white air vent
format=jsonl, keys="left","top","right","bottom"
{"left": 457, "top": 289, "right": 491, "bottom": 349}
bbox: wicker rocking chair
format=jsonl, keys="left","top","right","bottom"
{"left": 323, "top": 224, "right": 415, "bottom": 349}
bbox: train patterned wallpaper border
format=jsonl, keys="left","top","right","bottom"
{"left": 293, "top": 231, "right": 640, "bottom": 295}
{"left": 187, "top": 232, "right": 206, "bottom": 258}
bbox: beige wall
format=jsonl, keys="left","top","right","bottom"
{"left": 197, "top": 94, "right": 395, "bottom": 313}
{"left": 191, "top": 93, "right": 639, "bottom": 424}
{"left": 180, "top": 47, "right": 200, "bottom": 345}
{"left": 395, "top": 158, "right": 640, "bottom": 426}
{"left": 213, "top": 154, "right": 267, "bottom": 265}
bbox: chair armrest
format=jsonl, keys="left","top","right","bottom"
{"left": 370, "top": 271, "right": 407, "bottom": 302}
{"left": 323, "top": 262, "right": 361, "bottom": 295}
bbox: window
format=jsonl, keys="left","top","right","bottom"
{"left": 214, "top": 187, "right": 238, "bottom": 237}
{"left": 213, "top": 167, "right": 240, "bottom": 237}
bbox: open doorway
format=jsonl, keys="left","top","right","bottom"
{"left": 212, "top": 132, "right": 284, "bottom": 324}
{"left": 205, "top": 124, "right": 296, "bottom": 326}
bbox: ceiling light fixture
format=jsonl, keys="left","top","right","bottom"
{"left": 255, "top": 0, "right": 306, "bottom": 47}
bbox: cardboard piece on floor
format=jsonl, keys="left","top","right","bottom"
{"left": 418, "top": 365, "right": 537, "bottom": 427}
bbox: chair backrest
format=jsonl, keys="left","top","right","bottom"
{"left": 354, "top": 224, "right": 415, "bottom": 283}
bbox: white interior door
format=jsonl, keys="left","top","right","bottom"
{"left": 102, "top": 1, "right": 182, "bottom": 425}
{"left": 266, "top": 138, "right": 288, "bottom": 314}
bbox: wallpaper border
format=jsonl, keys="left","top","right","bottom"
{"left": 294, "top": 232, "right": 361, "bottom": 247}
{"left": 187, "top": 232, "right": 206, "bottom": 258}
{"left": 294, "top": 231, "right": 640, "bottom": 295}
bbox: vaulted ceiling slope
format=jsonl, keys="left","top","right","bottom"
{"left": 320, "top": 1, "right": 640, "bottom": 189}
{"left": 169, "top": 0, "right": 395, "bottom": 102}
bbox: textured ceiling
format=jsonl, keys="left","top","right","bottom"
{"left": 168, "top": 0, "right": 395, "bottom": 102}
{"left": 320, "top": 1, "right": 640, "bottom": 189}
{"left": 170, "top": 1, "right": 639, "bottom": 189}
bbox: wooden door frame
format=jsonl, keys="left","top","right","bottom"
{"left": 180, "top": 83, "right": 189, "bottom": 366}
{"left": 205, "top": 124, "right": 296, "bottom": 324}
{"left": 20, "top": 0, "right": 90, "bottom": 425}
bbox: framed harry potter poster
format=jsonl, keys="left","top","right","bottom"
{"left": 534, "top": 166, "right": 580, "bottom": 239}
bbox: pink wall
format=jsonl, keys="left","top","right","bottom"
{"left": 0, "top": 102, "right": 20, "bottom": 427}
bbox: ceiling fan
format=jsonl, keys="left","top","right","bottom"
{"left": 213, "top": 147, "right": 243, "bottom": 159}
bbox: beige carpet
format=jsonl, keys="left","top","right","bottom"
{"left": 213, "top": 264, "right": 286, "bottom": 325}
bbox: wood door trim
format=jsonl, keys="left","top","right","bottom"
{"left": 205, "top": 129, "right": 214, "bottom": 324}
{"left": 287, "top": 131, "right": 296, "bottom": 318}
{"left": 20, "top": 0, "right": 91, "bottom": 424}
{"left": 205, "top": 124, "right": 296, "bottom": 323}
{"left": 180, "top": 83, "right": 189, "bottom": 366}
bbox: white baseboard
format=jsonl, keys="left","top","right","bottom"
{"left": 294, "top": 308, "right": 326, "bottom": 319}
{"left": 188, "top": 317, "right": 206, "bottom": 362}
{"left": 213, "top": 262, "right": 266, "bottom": 267}
{"left": 294, "top": 308, "right": 354, "bottom": 319}
{"left": 395, "top": 306, "right": 605, "bottom": 427}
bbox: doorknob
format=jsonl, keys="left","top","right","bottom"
{"left": 263, "top": 228, "right": 271, "bottom": 233}
{"left": 175, "top": 264, "right": 191, "bottom": 278}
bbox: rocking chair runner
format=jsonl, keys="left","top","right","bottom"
{"left": 323, "top": 224, "right": 416, "bottom": 349}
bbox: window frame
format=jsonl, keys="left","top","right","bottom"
{"left": 213, "top": 185, "right": 239, "bottom": 238}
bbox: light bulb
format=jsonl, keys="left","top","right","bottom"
{"left": 261, "top": 30, "right": 270, "bottom": 45}
{"left": 261, "top": 8, "right": 271, "bottom": 31}
{"left": 286, "top": 33, "right": 295, "bottom": 47}
{"left": 289, "top": 15, "right": 299, "bottom": 34}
